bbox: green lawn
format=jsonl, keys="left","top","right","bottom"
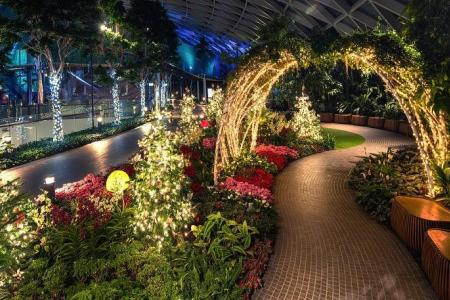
{"left": 322, "top": 128, "right": 365, "bottom": 149}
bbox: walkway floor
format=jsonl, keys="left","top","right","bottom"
{"left": 1, "top": 123, "right": 155, "bottom": 195}
{"left": 254, "top": 124, "right": 436, "bottom": 300}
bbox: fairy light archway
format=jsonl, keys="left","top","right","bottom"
{"left": 214, "top": 33, "right": 449, "bottom": 196}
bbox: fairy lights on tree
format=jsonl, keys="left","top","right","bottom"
{"left": 139, "top": 80, "right": 146, "bottom": 116}
{"left": 49, "top": 72, "right": 64, "bottom": 141}
{"left": 290, "top": 96, "right": 322, "bottom": 141}
{"left": 180, "top": 93, "right": 202, "bottom": 144}
{"left": 131, "top": 119, "right": 192, "bottom": 248}
{"left": 0, "top": 0, "right": 101, "bottom": 142}
{"left": 110, "top": 69, "right": 122, "bottom": 125}
{"left": 206, "top": 88, "right": 225, "bottom": 124}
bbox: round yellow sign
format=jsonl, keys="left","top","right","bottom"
{"left": 106, "top": 170, "right": 130, "bottom": 193}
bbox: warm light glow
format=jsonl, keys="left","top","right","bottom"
{"left": 44, "top": 177, "right": 55, "bottom": 185}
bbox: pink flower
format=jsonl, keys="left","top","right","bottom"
{"left": 202, "top": 137, "right": 216, "bottom": 150}
{"left": 220, "top": 177, "right": 273, "bottom": 202}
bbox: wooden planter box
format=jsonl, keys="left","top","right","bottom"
{"left": 351, "top": 115, "right": 368, "bottom": 126}
{"left": 334, "top": 113, "right": 352, "bottom": 124}
{"left": 390, "top": 196, "right": 450, "bottom": 254}
{"left": 398, "top": 120, "right": 413, "bottom": 137}
{"left": 384, "top": 119, "right": 400, "bottom": 132}
{"left": 319, "top": 112, "right": 334, "bottom": 123}
{"left": 422, "top": 229, "right": 450, "bottom": 300}
{"left": 367, "top": 117, "right": 385, "bottom": 129}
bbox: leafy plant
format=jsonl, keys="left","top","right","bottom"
{"left": 349, "top": 149, "right": 427, "bottom": 223}
{"left": 173, "top": 213, "right": 257, "bottom": 299}
{"left": 433, "top": 160, "right": 450, "bottom": 206}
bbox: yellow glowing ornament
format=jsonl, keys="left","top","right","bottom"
{"left": 106, "top": 170, "right": 130, "bottom": 194}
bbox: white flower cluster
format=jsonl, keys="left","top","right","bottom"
{"left": 132, "top": 120, "right": 192, "bottom": 248}
{"left": 290, "top": 96, "right": 323, "bottom": 141}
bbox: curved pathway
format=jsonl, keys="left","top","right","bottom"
{"left": 254, "top": 124, "right": 436, "bottom": 299}
{"left": 1, "top": 123, "right": 155, "bottom": 195}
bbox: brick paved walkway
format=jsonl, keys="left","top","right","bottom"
{"left": 254, "top": 124, "right": 436, "bottom": 300}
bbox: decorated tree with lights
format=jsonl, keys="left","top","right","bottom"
{"left": 179, "top": 93, "right": 202, "bottom": 144}
{"left": 131, "top": 120, "right": 192, "bottom": 248}
{"left": 0, "top": 137, "right": 53, "bottom": 295}
{"left": 97, "top": 0, "right": 132, "bottom": 124}
{"left": 206, "top": 88, "right": 225, "bottom": 124}
{"left": 0, "top": 0, "right": 101, "bottom": 142}
{"left": 290, "top": 96, "right": 323, "bottom": 141}
{"left": 123, "top": 0, "right": 179, "bottom": 116}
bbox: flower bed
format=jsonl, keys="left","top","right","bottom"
{"left": 0, "top": 111, "right": 332, "bottom": 298}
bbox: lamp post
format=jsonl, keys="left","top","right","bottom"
{"left": 43, "top": 176, "right": 56, "bottom": 201}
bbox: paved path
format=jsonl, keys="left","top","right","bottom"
{"left": 254, "top": 124, "right": 436, "bottom": 300}
{"left": 1, "top": 123, "right": 155, "bottom": 195}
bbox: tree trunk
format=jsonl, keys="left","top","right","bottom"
{"left": 48, "top": 72, "right": 64, "bottom": 142}
{"left": 140, "top": 79, "right": 146, "bottom": 116}
{"left": 110, "top": 69, "right": 121, "bottom": 125}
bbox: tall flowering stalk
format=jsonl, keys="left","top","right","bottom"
{"left": 132, "top": 120, "right": 192, "bottom": 248}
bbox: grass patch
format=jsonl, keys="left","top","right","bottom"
{"left": 322, "top": 128, "right": 365, "bottom": 149}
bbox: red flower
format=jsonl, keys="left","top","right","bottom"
{"left": 254, "top": 144, "right": 298, "bottom": 171}
{"left": 202, "top": 137, "right": 216, "bottom": 150}
{"left": 214, "top": 201, "right": 223, "bottom": 210}
{"left": 180, "top": 144, "right": 193, "bottom": 157}
{"left": 191, "top": 182, "right": 204, "bottom": 195}
{"left": 200, "top": 120, "right": 210, "bottom": 129}
{"left": 235, "top": 168, "right": 274, "bottom": 189}
{"left": 184, "top": 165, "right": 196, "bottom": 178}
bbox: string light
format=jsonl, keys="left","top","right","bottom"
{"left": 49, "top": 72, "right": 64, "bottom": 142}
{"left": 140, "top": 80, "right": 146, "bottom": 116}
{"left": 110, "top": 69, "right": 122, "bottom": 125}
{"left": 213, "top": 44, "right": 449, "bottom": 196}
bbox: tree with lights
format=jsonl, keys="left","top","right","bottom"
{"left": 0, "top": 0, "right": 101, "bottom": 142}
{"left": 180, "top": 93, "right": 202, "bottom": 144}
{"left": 131, "top": 119, "right": 192, "bottom": 248}
{"left": 290, "top": 96, "right": 323, "bottom": 141}
{"left": 123, "top": 0, "right": 179, "bottom": 115}
{"left": 97, "top": 0, "right": 132, "bottom": 125}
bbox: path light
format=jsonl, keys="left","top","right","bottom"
{"left": 97, "top": 116, "right": 103, "bottom": 127}
{"left": 43, "top": 176, "right": 56, "bottom": 201}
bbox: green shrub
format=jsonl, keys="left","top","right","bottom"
{"left": 173, "top": 213, "right": 257, "bottom": 299}
{"left": 349, "top": 149, "right": 427, "bottom": 224}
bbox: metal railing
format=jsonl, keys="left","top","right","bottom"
{"left": 0, "top": 100, "right": 143, "bottom": 147}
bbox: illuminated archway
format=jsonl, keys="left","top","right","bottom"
{"left": 214, "top": 33, "right": 449, "bottom": 196}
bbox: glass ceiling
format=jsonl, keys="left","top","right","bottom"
{"left": 158, "top": 0, "right": 410, "bottom": 54}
